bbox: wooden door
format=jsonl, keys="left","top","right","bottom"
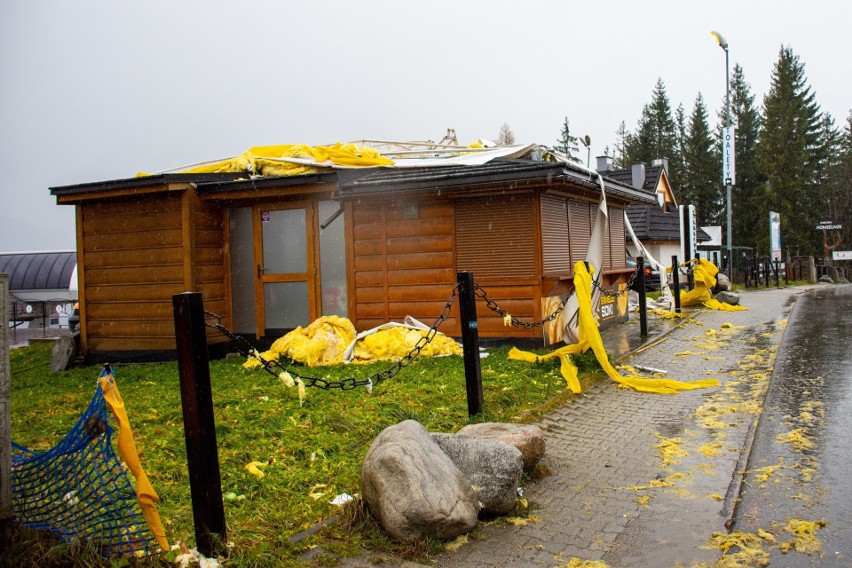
{"left": 253, "top": 202, "right": 318, "bottom": 337}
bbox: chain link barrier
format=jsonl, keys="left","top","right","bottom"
{"left": 592, "top": 267, "right": 638, "bottom": 298}
{"left": 204, "top": 286, "right": 460, "bottom": 392}
{"left": 474, "top": 283, "right": 565, "bottom": 329}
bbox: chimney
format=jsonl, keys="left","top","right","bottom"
{"left": 651, "top": 157, "right": 669, "bottom": 173}
{"left": 631, "top": 163, "right": 646, "bottom": 189}
{"left": 596, "top": 155, "right": 613, "bottom": 173}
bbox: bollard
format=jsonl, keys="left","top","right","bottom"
{"left": 173, "top": 292, "right": 227, "bottom": 557}
{"left": 637, "top": 257, "right": 648, "bottom": 337}
{"left": 456, "top": 272, "right": 483, "bottom": 417}
{"left": 671, "top": 256, "right": 681, "bottom": 314}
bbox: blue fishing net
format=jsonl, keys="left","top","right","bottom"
{"left": 11, "top": 383, "right": 159, "bottom": 557}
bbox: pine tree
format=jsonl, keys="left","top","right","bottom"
{"left": 682, "top": 94, "right": 720, "bottom": 225}
{"left": 821, "top": 112, "right": 849, "bottom": 255}
{"left": 624, "top": 79, "right": 680, "bottom": 185}
{"left": 727, "top": 64, "right": 762, "bottom": 250}
{"left": 554, "top": 117, "right": 581, "bottom": 164}
{"left": 756, "top": 46, "right": 826, "bottom": 255}
{"left": 612, "top": 121, "right": 629, "bottom": 169}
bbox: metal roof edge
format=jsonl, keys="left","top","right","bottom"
{"left": 49, "top": 173, "right": 247, "bottom": 197}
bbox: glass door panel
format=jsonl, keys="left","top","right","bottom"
{"left": 256, "top": 203, "right": 316, "bottom": 336}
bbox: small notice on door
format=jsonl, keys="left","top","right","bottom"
{"left": 261, "top": 211, "right": 270, "bottom": 223}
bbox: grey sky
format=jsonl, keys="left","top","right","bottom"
{"left": 1, "top": 0, "right": 849, "bottom": 252}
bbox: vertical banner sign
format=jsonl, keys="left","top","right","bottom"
{"left": 769, "top": 211, "right": 782, "bottom": 261}
{"left": 723, "top": 127, "right": 736, "bottom": 185}
{"left": 679, "top": 204, "right": 697, "bottom": 263}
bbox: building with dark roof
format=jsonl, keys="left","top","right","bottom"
{"left": 50, "top": 148, "right": 657, "bottom": 362}
{"left": 596, "top": 157, "right": 710, "bottom": 265}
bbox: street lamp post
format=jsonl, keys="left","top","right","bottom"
{"left": 711, "top": 30, "right": 733, "bottom": 274}
{"left": 581, "top": 135, "right": 591, "bottom": 169}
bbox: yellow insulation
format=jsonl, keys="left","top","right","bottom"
{"left": 98, "top": 375, "right": 169, "bottom": 551}
{"left": 509, "top": 261, "right": 718, "bottom": 395}
{"left": 680, "top": 259, "right": 748, "bottom": 311}
{"left": 245, "top": 315, "right": 461, "bottom": 369}
{"left": 185, "top": 143, "right": 393, "bottom": 176}
{"left": 244, "top": 316, "right": 356, "bottom": 368}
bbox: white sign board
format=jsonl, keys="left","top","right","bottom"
{"left": 833, "top": 251, "right": 852, "bottom": 261}
{"left": 723, "top": 127, "right": 736, "bottom": 185}
{"left": 769, "top": 211, "right": 781, "bottom": 261}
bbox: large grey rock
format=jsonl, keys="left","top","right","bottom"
{"left": 819, "top": 274, "right": 834, "bottom": 284}
{"left": 50, "top": 335, "right": 77, "bottom": 372}
{"left": 715, "top": 290, "right": 740, "bottom": 306}
{"left": 456, "top": 422, "right": 545, "bottom": 472}
{"left": 715, "top": 273, "right": 732, "bottom": 292}
{"left": 361, "top": 420, "right": 479, "bottom": 542}
{"left": 431, "top": 433, "right": 522, "bottom": 516}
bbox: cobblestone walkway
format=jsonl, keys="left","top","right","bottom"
{"left": 343, "top": 286, "right": 811, "bottom": 568}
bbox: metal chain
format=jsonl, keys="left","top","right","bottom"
{"left": 592, "top": 268, "right": 638, "bottom": 298}
{"left": 474, "top": 284, "right": 565, "bottom": 329}
{"left": 203, "top": 286, "right": 460, "bottom": 392}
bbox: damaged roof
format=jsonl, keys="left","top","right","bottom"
{"left": 341, "top": 159, "right": 657, "bottom": 204}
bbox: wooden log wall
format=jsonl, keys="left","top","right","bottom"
{"left": 78, "top": 189, "right": 226, "bottom": 357}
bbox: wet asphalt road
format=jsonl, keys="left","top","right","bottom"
{"left": 733, "top": 284, "right": 852, "bottom": 566}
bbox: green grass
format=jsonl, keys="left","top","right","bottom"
{"left": 6, "top": 342, "right": 602, "bottom": 567}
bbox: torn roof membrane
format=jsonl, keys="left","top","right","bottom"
{"left": 144, "top": 140, "right": 553, "bottom": 178}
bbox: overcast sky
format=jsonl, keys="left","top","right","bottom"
{"left": 1, "top": 1, "right": 850, "bottom": 252}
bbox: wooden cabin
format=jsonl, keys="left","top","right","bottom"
{"left": 51, "top": 157, "right": 656, "bottom": 362}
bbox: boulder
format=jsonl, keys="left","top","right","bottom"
{"left": 431, "top": 433, "right": 523, "bottom": 516}
{"left": 456, "top": 422, "right": 545, "bottom": 472}
{"left": 715, "top": 273, "right": 732, "bottom": 292}
{"left": 50, "top": 335, "right": 77, "bottom": 372}
{"left": 361, "top": 420, "right": 479, "bottom": 542}
{"left": 819, "top": 274, "right": 834, "bottom": 284}
{"left": 715, "top": 290, "right": 740, "bottom": 306}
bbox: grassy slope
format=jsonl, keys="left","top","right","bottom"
{"left": 8, "top": 342, "right": 601, "bottom": 566}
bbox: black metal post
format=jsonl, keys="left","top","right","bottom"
{"left": 671, "top": 256, "right": 681, "bottom": 314}
{"left": 637, "top": 256, "right": 648, "bottom": 337}
{"left": 172, "top": 292, "right": 226, "bottom": 557}
{"left": 764, "top": 257, "right": 770, "bottom": 287}
{"left": 457, "top": 272, "right": 483, "bottom": 417}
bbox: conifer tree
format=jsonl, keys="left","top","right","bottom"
{"left": 612, "top": 121, "right": 629, "bottom": 169}
{"left": 624, "top": 79, "right": 680, "bottom": 186}
{"left": 555, "top": 117, "right": 581, "bottom": 164}
{"left": 682, "top": 94, "right": 720, "bottom": 225}
{"left": 727, "top": 64, "right": 763, "bottom": 250}
{"left": 756, "top": 46, "right": 826, "bottom": 255}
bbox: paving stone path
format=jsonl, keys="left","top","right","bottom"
{"left": 342, "top": 286, "right": 814, "bottom": 568}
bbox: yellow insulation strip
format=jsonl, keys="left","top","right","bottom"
{"left": 680, "top": 259, "right": 748, "bottom": 311}
{"left": 509, "top": 261, "right": 718, "bottom": 395}
{"left": 98, "top": 375, "right": 169, "bottom": 551}
{"left": 183, "top": 142, "right": 393, "bottom": 176}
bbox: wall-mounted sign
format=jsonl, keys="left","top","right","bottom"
{"left": 833, "top": 251, "right": 852, "bottom": 261}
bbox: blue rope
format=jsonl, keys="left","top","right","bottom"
{"left": 11, "top": 367, "right": 159, "bottom": 557}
